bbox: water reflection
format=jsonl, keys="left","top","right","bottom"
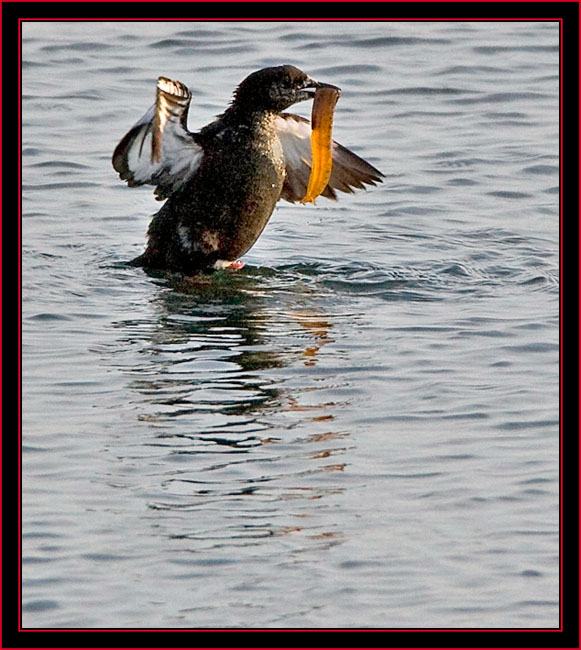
{"left": 121, "top": 270, "right": 336, "bottom": 421}
{"left": 293, "top": 310, "right": 334, "bottom": 366}
{"left": 107, "top": 267, "right": 351, "bottom": 549}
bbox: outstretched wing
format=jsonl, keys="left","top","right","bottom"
{"left": 112, "top": 77, "right": 203, "bottom": 200}
{"left": 275, "top": 113, "right": 384, "bottom": 203}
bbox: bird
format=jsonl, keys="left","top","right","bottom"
{"left": 112, "top": 65, "right": 383, "bottom": 273}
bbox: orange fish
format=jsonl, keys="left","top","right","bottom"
{"left": 301, "top": 86, "right": 341, "bottom": 204}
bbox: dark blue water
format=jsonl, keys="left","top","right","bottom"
{"left": 22, "top": 20, "right": 559, "bottom": 628}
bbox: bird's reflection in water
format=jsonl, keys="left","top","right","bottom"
{"left": 291, "top": 310, "right": 333, "bottom": 366}
{"left": 112, "top": 267, "right": 352, "bottom": 547}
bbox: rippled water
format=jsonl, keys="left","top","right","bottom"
{"left": 21, "top": 20, "right": 559, "bottom": 628}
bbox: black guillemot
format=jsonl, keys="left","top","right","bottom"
{"left": 112, "top": 65, "right": 383, "bottom": 272}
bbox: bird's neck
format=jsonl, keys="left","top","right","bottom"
{"left": 221, "top": 103, "right": 277, "bottom": 127}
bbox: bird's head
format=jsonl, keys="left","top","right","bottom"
{"left": 232, "top": 65, "right": 340, "bottom": 112}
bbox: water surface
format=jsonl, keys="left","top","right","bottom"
{"left": 22, "top": 20, "right": 559, "bottom": 629}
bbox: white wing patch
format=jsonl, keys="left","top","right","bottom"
{"left": 112, "top": 77, "right": 203, "bottom": 200}
{"left": 275, "top": 112, "right": 384, "bottom": 203}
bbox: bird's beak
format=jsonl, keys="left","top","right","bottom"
{"left": 299, "top": 76, "right": 341, "bottom": 102}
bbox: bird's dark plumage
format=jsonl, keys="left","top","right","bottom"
{"left": 112, "top": 65, "right": 383, "bottom": 272}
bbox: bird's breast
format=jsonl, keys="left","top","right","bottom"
{"left": 173, "top": 121, "right": 286, "bottom": 262}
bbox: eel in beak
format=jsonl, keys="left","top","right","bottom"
{"left": 301, "top": 84, "right": 341, "bottom": 204}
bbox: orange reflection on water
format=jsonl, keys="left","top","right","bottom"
{"left": 291, "top": 309, "right": 333, "bottom": 366}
